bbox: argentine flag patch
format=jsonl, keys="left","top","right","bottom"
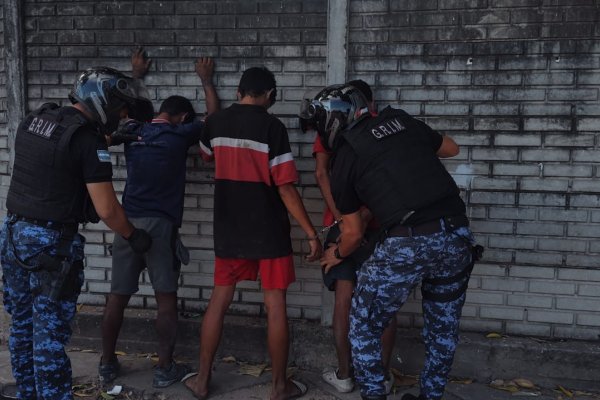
{"left": 97, "top": 150, "right": 111, "bottom": 163}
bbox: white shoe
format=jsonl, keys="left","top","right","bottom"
{"left": 384, "top": 372, "right": 395, "bottom": 395}
{"left": 322, "top": 367, "right": 354, "bottom": 393}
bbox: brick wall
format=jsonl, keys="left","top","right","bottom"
{"left": 13, "top": 0, "right": 327, "bottom": 321}
{"left": 1, "top": 0, "right": 600, "bottom": 339}
{"left": 348, "top": 0, "right": 600, "bottom": 339}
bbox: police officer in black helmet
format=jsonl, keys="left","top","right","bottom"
{"left": 0, "top": 66, "right": 153, "bottom": 399}
{"left": 301, "top": 84, "right": 480, "bottom": 400}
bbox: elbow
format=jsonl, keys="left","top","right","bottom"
{"left": 437, "top": 140, "right": 460, "bottom": 158}
{"left": 448, "top": 145, "right": 460, "bottom": 157}
{"left": 96, "top": 203, "right": 119, "bottom": 222}
{"left": 277, "top": 182, "right": 295, "bottom": 198}
{"left": 314, "top": 168, "right": 327, "bottom": 183}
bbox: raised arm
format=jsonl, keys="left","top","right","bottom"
{"left": 131, "top": 47, "right": 151, "bottom": 79}
{"left": 195, "top": 58, "right": 220, "bottom": 116}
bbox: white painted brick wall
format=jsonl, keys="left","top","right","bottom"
{"left": 0, "top": 1, "right": 599, "bottom": 339}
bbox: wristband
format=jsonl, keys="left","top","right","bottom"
{"left": 334, "top": 247, "right": 345, "bottom": 260}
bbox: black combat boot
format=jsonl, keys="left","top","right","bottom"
{"left": 361, "top": 395, "right": 386, "bottom": 400}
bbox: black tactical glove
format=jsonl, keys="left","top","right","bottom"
{"left": 126, "top": 228, "right": 152, "bottom": 254}
{"left": 109, "top": 119, "right": 142, "bottom": 146}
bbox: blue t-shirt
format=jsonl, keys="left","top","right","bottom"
{"left": 122, "top": 119, "right": 203, "bottom": 226}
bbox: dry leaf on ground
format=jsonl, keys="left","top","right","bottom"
{"left": 557, "top": 385, "right": 574, "bottom": 398}
{"left": 237, "top": 362, "right": 267, "bottom": 377}
{"left": 450, "top": 377, "right": 474, "bottom": 384}
{"left": 513, "top": 378, "right": 536, "bottom": 389}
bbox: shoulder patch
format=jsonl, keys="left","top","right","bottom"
{"left": 97, "top": 149, "right": 111, "bottom": 163}
{"left": 26, "top": 116, "right": 58, "bottom": 139}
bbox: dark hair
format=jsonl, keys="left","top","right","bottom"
{"left": 158, "top": 95, "right": 195, "bottom": 121}
{"left": 238, "top": 67, "right": 276, "bottom": 98}
{"left": 347, "top": 79, "right": 373, "bottom": 102}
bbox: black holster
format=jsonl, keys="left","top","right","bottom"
{"left": 7, "top": 219, "right": 80, "bottom": 301}
{"left": 37, "top": 224, "right": 79, "bottom": 301}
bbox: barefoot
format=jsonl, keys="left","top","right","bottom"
{"left": 270, "top": 378, "right": 307, "bottom": 400}
{"left": 183, "top": 374, "right": 209, "bottom": 400}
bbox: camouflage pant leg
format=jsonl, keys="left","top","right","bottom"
{"left": 32, "top": 292, "right": 79, "bottom": 400}
{"left": 2, "top": 260, "right": 36, "bottom": 400}
{"left": 1, "top": 220, "right": 84, "bottom": 400}
{"left": 350, "top": 238, "right": 426, "bottom": 397}
{"left": 350, "top": 226, "right": 473, "bottom": 398}
{"left": 420, "top": 226, "right": 473, "bottom": 400}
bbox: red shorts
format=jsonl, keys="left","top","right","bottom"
{"left": 214, "top": 254, "right": 295, "bottom": 290}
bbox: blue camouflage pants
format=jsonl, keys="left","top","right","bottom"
{"left": 1, "top": 219, "right": 85, "bottom": 400}
{"left": 350, "top": 224, "right": 473, "bottom": 400}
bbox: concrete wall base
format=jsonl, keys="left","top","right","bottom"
{"left": 70, "top": 306, "right": 600, "bottom": 392}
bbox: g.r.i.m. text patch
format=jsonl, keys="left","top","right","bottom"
{"left": 370, "top": 118, "right": 406, "bottom": 140}
{"left": 97, "top": 150, "right": 111, "bottom": 163}
{"left": 27, "top": 117, "right": 58, "bottom": 139}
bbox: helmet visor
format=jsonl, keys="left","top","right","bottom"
{"left": 112, "top": 77, "right": 154, "bottom": 122}
{"left": 299, "top": 99, "right": 328, "bottom": 134}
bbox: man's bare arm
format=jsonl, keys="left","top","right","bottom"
{"left": 314, "top": 152, "right": 342, "bottom": 222}
{"left": 86, "top": 182, "right": 134, "bottom": 238}
{"left": 320, "top": 210, "right": 363, "bottom": 273}
{"left": 195, "top": 58, "right": 220, "bottom": 116}
{"left": 277, "top": 183, "right": 322, "bottom": 261}
{"left": 437, "top": 135, "right": 459, "bottom": 158}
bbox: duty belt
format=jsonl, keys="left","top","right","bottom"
{"left": 386, "top": 214, "right": 469, "bottom": 238}
{"left": 7, "top": 213, "right": 78, "bottom": 232}
{"left": 386, "top": 219, "right": 442, "bottom": 237}
{"left": 6, "top": 213, "right": 78, "bottom": 275}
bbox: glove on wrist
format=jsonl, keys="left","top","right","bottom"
{"left": 126, "top": 228, "right": 152, "bottom": 254}
{"left": 110, "top": 119, "right": 142, "bottom": 146}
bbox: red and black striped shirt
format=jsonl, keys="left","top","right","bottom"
{"left": 200, "top": 103, "right": 298, "bottom": 259}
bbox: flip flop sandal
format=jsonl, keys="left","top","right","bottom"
{"left": 286, "top": 379, "right": 307, "bottom": 399}
{"left": 182, "top": 372, "right": 209, "bottom": 400}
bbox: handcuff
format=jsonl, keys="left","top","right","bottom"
{"left": 320, "top": 217, "right": 342, "bottom": 236}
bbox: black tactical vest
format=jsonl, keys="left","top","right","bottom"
{"left": 7, "top": 103, "right": 96, "bottom": 223}
{"left": 340, "top": 106, "right": 462, "bottom": 228}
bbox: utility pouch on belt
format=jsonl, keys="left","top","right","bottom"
{"left": 421, "top": 215, "right": 484, "bottom": 303}
{"left": 443, "top": 214, "right": 485, "bottom": 261}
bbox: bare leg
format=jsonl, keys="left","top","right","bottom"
{"left": 332, "top": 280, "right": 354, "bottom": 379}
{"left": 154, "top": 291, "right": 178, "bottom": 368}
{"left": 184, "top": 285, "right": 235, "bottom": 399}
{"left": 382, "top": 314, "right": 397, "bottom": 373}
{"left": 264, "top": 289, "right": 303, "bottom": 400}
{"left": 101, "top": 293, "right": 130, "bottom": 364}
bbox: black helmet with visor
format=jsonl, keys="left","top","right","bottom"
{"left": 69, "top": 67, "right": 154, "bottom": 134}
{"left": 299, "top": 84, "right": 370, "bottom": 151}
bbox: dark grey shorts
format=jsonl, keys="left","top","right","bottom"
{"left": 110, "top": 217, "right": 181, "bottom": 295}
{"left": 322, "top": 225, "right": 378, "bottom": 291}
